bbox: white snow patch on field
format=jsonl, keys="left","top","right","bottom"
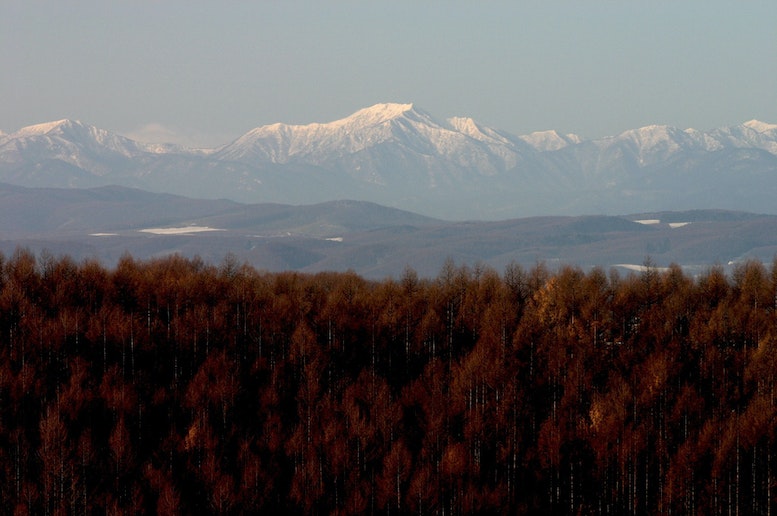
{"left": 634, "top": 219, "right": 660, "bottom": 225}
{"left": 669, "top": 222, "right": 690, "bottom": 228}
{"left": 140, "top": 226, "right": 222, "bottom": 235}
{"left": 614, "top": 264, "right": 670, "bottom": 273}
{"left": 89, "top": 232, "right": 118, "bottom": 237}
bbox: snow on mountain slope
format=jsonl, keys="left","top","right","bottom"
{"left": 710, "top": 120, "right": 777, "bottom": 155}
{"left": 13, "top": 119, "right": 73, "bottom": 137}
{"left": 215, "top": 104, "right": 425, "bottom": 163}
{"left": 519, "top": 130, "right": 582, "bottom": 152}
{"left": 680, "top": 128, "right": 726, "bottom": 152}
{"left": 216, "top": 103, "right": 525, "bottom": 177}
{"left": 592, "top": 125, "right": 700, "bottom": 165}
{"left": 1, "top": 106, "right": 776, "bottom": 219}
{"left": 446, "top": 116, "right": 513, "bottom": 145}
{"left": 0, "top": 119, "right": 183, "bottom": 167}
{"left": 743, "top": 120, "right": 777, "bottom": 134}
{"left": 587, "top": 120, "right": 777, "bottom": 167}
{"left": 13, "top": 119, "right": 140, "bottom": 155}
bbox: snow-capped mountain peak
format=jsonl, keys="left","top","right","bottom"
{"left": 3, "top": 106, "right": 777, "bottom": 220}
{"left": 15, "top": 119, "right": 84, "bottom": 137}
{"left": 585, "top": 124, "right": 708, "bottom": 165}
{"left": 743, "top": 119, "right": 777, "bottom": 133}
{"left": 216, "top": 103, "right": 528, "bottom": 175}
{"left": 613, "top": 124, "right": 685, "bottom": 150}
{"left": 447, "top": 117, "right": 513, "bottom": 146}
{"left": 13, "top": 119, "right": 125, "bottom": 146}
{"left": 218, "top": 103, "right": 450, "bottom": 163}
{"left": 4, "top": 118, "right": 176, "bottom": 164}
{"left": 338, "top": 102, "right": 419, "bottom": 128}
{"left": 616, "top": 124, "right": 678, "bottom": 142}
{"left": 519, "top": 130, "right": 581, "bottom": 151}
{"left": 708, "top": 120, "right": 777, "bottom": 155}
{"left": 447, "top": 116, "right": 481, "bottom": 133}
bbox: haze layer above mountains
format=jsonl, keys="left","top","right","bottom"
{"left": 2, "top": 103, "right": 776, "bottom": 220}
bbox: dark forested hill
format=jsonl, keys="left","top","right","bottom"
{"left": 1, "top": 251, "right": 777, "bottom": 513}
{"left": 3, "top": 183, "right": 777, "bottom": 278}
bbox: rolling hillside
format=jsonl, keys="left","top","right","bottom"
{"left": 2, "top": 183, "right": 776, "bottom": 278}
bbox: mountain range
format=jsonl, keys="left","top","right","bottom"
{"left": 3, "top": 104, "right": 776, "bottom": 220}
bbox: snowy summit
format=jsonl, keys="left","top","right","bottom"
{"left": 743, "top": 119, "right": 777, "bottom": 133}
{"left": 2, "top": 105, "right": 777, "bottom": 219}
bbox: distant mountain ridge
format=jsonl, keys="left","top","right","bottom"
{"left": 3, "top": 182, "right": 777, "bottom": 278}
{"left": 2, "top": 104, "right": 776, "bottom": 219}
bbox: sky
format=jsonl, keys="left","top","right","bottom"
{"left": 2, "top": 2, "right": 776, "bottom": 148}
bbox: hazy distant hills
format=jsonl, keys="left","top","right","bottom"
{"left": 2, "top": 105, "right": 776, "bottom": 220}
{"left": 3, "top": 183, "right": 777, "bottom": 278}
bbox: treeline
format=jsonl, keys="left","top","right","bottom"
{"left": 1, "top": 249, "right": 777, "bottom": 514}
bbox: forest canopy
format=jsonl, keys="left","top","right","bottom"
{"left": 2, "top": 249, "right": 777, "bottom": 514}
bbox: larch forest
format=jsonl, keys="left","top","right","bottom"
{"left": 2, "top": 248, "right": 777, "bottom": 514}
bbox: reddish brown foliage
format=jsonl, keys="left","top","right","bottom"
{"left": 1, "top": 250, "right": 777, "bottom": 513}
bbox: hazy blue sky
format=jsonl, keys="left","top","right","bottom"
{"left": 3, "top": 2, "right": 776, "bottom": 147}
